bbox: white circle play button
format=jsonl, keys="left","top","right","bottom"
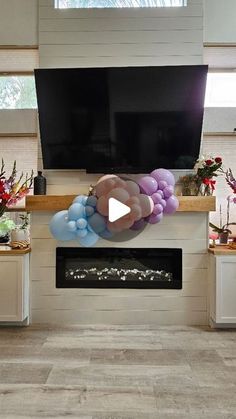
{"left": 108, "top": 198, "right": 131, "bottom": 223}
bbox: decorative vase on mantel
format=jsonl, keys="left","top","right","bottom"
{"left": 34, "top": 171, "right": 47, "bottom": 195}
{"left": 219, "top": 232, "right": 229, "bottom": 244}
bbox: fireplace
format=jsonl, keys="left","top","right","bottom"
{"left": 56, "top": 247, "right": 182, "bottom": 289}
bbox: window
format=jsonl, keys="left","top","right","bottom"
{"left": 55, "top": 0, "right": 187, "bottom": 8}
{"left": 205, "top": 73, "right": 236, "bottom": 107}
{"left": 0, "top": 76, "right": 37, "bottom": 109}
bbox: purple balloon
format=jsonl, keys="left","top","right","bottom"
{"left": 157, "top": 189, "right": 164, "bottom": 198}
{"left": 150, "top": 168, "right": 175, "bottom": 186}
{"left": 146, "top": 212, "right": 163, "bottom": 224}
{"left": 164, "top": 195, "right": 179, "bottom": 214}
{"left": 130, "top": 218, "right": 146, "bottom": 230}
{"left": 138, "top": 176, "right": 158, "bottom": 196}
{"left": 163, "top": 185, "right": 174, "bottom": 199}
{"left": 153, "top": 204, "right": 163, "bottom": 215}
{"left": 151, "top": 192, "right": 163, "bottom": 204}
{"left": 159, "top": 180, "right": 168, "bottom": 190}
{"left": 160, "top": 199, "right": 167, "bottom": 209}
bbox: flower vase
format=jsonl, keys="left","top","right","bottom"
{"left": 198, "top": 183, "right": 213, "bottom": 196}
{"left": 219, "top": 232, "right": 229, "bottom": 244}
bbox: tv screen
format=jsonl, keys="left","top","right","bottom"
{"left": 35, "top": 65, "right": 208, "bottom": 172}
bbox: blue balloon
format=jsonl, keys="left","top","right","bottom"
{"left": 79, "top": 231, "right": 98, "bottom": 247}
{"left": 49, "top": 210, "right": 76, "bottom": 241}
{"left": 73, "top": 195, "right": 88, "bottom": 205}
{"left": 86, "top": 196, "right": 97, "bottom": 208}
{"left": 76, "top": 218, "right": 87, "bottom": 229}
{"left": 67, "top": 220, "right": 77, "bottom": 232}
{"left": 68, "top": 203, "right": 85, "bottom": 221}
{"left": 85, "top": 205, "right": 95, "bottom": 217}
{"left": 76, "top": 228, "right": 88, "bottom": 238}
{"left": 88, "top": 213, "right": 106, "bottom": 234}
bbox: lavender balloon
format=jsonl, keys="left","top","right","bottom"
{"left": 164, "top": 195, "right": 179, "bottom": 214}
{"left": 150, "top": 168, "right": 175, "bottom": 186}
{"left": 146, "top": 212, "right": 163, "bottom": 224}
{"left": 130, "top": 218, "right": 146, "bottom": 231}
{"left": 138, "top": 176, "right": 158, "bottom": 196}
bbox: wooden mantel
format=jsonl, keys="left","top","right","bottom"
{"left": 19, "top": 195, "right": 216, "bottom": 212}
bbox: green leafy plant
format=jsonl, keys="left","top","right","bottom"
{"left": 0, "top": 216, "right": 16, "bottom": 237}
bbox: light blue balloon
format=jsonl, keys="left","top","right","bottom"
{"left": 88, "top": 213, "right": 106, "bottom": 234}
{"left": 76, "top": 218, "right": 87, "bottom": 229}
{"left": 68, "top": 203, "right": 85, "bottom": 221}
{"left": 49, "top": 210, "right": 76, "bottom": 241}
{"left": 85, "top": 205, "right": 95, "bottom": 217}
{"left": 67, "top": 220, "right": 77, "bottom": 232}
{"left": 73, "top": 195, "right": 88, "bottom": 205}
{"left": 76, "top": 228, "right": 88, "bottom": 238}
{"left": 86, "top": 196, "right": 97, "bottom": 208}
{"left": 87, "top": 223, "right": 95, "bottom": 233}
{"left": 79, "top": 231, "right": 98, "bottom": 247}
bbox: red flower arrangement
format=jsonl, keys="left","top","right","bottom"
{"left": 0, "top": 159, "right": 33, "bottom": 217}
{"left": 195, "top": 156, "right": 223, "bottom": 195}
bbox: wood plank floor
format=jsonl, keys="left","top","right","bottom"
{"left": 0, "top": 325, "right": 236, "bottom": 418}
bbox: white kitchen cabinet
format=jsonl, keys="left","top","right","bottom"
{"left": 0, "top": 252, "right": 30, "bottom": 324}
{"left": 209, "top": 251, "right": 236, "bottom": 326}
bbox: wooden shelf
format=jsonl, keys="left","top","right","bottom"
{"left": 0, "top": 246, "right": 31, "bottom": 255}
{"left": 209, "top": 245, "right": 236, "bottom": 256}
{"left": 23, "top": 195, "right": 216, "bottom": 212}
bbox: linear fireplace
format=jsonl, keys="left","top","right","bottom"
{"left": 56, "top": 247, "right": 182, "bottom": 289}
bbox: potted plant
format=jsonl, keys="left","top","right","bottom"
{"left": 210, "top": 196, "right": 236, "bottom": 244}
{"left": 11, "top": 213, "right": 30, "bottom": 243}
{"left": 0, "top": 215, "right": 16, "bottom": 243}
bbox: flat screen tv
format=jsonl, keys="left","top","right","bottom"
{"left": 35, "top": 65, "right": 208, "bottom": 172}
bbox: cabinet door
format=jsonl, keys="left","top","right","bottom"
{"left": 216, "top": 256, "right": 236, "bottom": 323}
{"left": 0, "top": 257, "right": 24, "bottom": 322}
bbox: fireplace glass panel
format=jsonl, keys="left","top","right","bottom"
{"left": 56, "top": 248, "right": 182, "bottom": 289}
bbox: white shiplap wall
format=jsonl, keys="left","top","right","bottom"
{"left": 33, "top": 0, "right": 207, "bottom": 325}
{"left": 31, "top": 212, "right": 209, "bottom": 325}
{"left": 39, "top": 0, "right": 203, "bottom": 68}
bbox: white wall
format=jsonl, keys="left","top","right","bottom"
{"left": 39, "top": 0, "right": 203, "bottom": 68}
{"left": 0, "top": 0, "right": 38, "bottom": 45}
{"left": 31, "top": 212, "right": 209, "bottom": 325}
{"left": 204, "top": 0, "right": 236, "bottom": 43}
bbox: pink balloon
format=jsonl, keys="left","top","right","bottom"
{"left": 97, "top": 196, "right": 108, "bottom": 216}
{"left": 95, "top": 175, "right": 118, "bottom": 198}
{"left": 163, "top": 185, "right": 174, "bottom": 198}
{"left": 138, "top": 176, "right": 158, "bottom": 196}
{"left": 153, "top": 204, "right": 163, "bottom": 215}
{"left": 126, "top": 196, "right": 140, "bottom": 206}
{"left": 125, "top": 180, "right": 140, "bottom": 196}
{"left": 130, "top": 203, "right": 142, "bottom": 221}
{"left": 146, "top": 212, "right": 163, "bottom": 224}
{"left": 151, "top": 192, "right": 163, "bottom": 204}
{"left": 150, "top": 168, "right": 175, "bottom": 186}
{"left": 107, "top": 187, "right": 130, "bottom": 203}
{"left": 164, "top": 195, "right": 179, "bottom": 214}
{"left": 115, "top": 178, "right": 127, "bottom": 188}
{"left": 96, "top": 174, "right": 118, "bottom": 184}
{"left": 116, "top": 217, "right": 134, "bottom": 230}
{"left": 137, "top": 194, "right": 154, "bottom": 218}
{"left": 107, "top": 221, "right": 123, "bottom": 233}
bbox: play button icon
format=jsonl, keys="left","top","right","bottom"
{"left": 108, "top": 198, "right": 131, "bottom": 223}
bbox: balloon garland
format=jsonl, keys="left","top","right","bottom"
{"left": 49, "top": 168, "right": 179, "bottom": 247}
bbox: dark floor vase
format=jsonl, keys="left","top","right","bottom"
{"left": 56, "top": 247, "right": 182, "bottom": 289}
